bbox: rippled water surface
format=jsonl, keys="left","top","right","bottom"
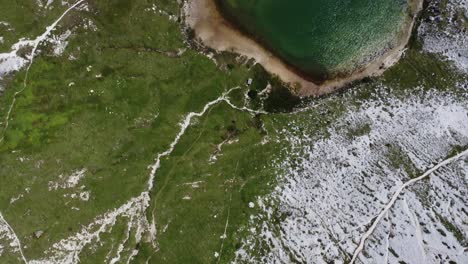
{"left": 217, "top": 0, "right": 408, "bottom": 79}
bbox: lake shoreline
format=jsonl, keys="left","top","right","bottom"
{"left": 183, "top": 0, "right": 423, "bottom": 97}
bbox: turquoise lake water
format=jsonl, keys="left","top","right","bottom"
{"left": 217, "top": 0, "right": 408, "bottom": 81}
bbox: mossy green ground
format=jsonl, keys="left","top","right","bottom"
{"left": 0, "top": 0, "right": 466, "bottom": 263}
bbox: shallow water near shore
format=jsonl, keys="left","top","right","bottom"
{"left": 217, "top": 0, "right": 409, "bottom": 81}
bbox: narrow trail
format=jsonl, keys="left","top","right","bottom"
{"left": 350, "top": 148, "right": 468, "bottom": 264}
{"left": 0, "top": 0, "right": 85, "bottom": 144}
{"left": 216, "top": 161, "right": 239, "bottom": 264}
{"left": 0, "top": 212, "right": 28, "bottom": 264}
{"left": 0, "top": 2, "right": 84, "bottom": 263}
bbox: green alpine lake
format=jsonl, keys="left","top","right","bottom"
{"left": 216, "top": 0, "right": 409, "bottom": 81}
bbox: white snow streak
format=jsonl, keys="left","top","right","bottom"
{"left": 30, "top": 87, "right": 265, "bottom": 263}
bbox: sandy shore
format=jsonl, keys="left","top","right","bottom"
{"left": 184, "top": 0, "right": 423, "bottom": 97}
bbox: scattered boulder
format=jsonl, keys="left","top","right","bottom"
{"left": 33, "top": 230, "right": 44, "bottom": 239}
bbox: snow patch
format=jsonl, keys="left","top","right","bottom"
{"left": 419, "top": 0, "right": 468, "bottom": 72}
{"left": 0, "top": 212, "right": 27, "bottom": 262}
{"left": 236, "top": 90, "right": 468, "bottom": 263}
{"left": 48, "top": 168, "right": 87, "bottom": 190}
{"left": 50, "top": 30, "right": 72, "bottom": 56}
{"left": 0, "top": 39, "right": 33, "bottom": 81}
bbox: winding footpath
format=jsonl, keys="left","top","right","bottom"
{"left": 350, "top": 148, "right": 468, "bottom": 264}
